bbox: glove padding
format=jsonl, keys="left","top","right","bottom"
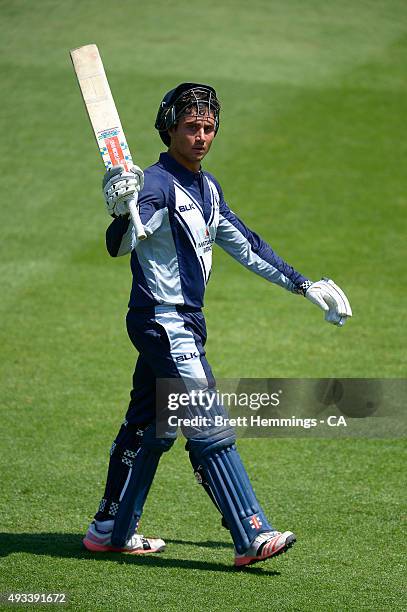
{"left": 305, "top": 278, "right": 352, "bottom": 326}
{"left": 103, "top": 164, "right": 144, "bottom": 217}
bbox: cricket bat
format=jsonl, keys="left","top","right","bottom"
{"left": 70, "top": 43, "right": 146, "bottom": 240}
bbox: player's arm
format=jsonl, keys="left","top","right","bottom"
{"left": 215, "top": 197, "right": 308, "bottom": 294}
{"left": 106, "top": 215, "right": 132, "bottom": 257}
{"left": 104, "top": 166, "right": 168, "bottom": 257}
{"left": 215, "top": 197, "right": 352, "bottom": 326}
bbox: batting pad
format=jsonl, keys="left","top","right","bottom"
{"left": 189, "top": 440, "right": 272, "bottom": 553}
{"left": 111, "top": 428, "right": 174, "bottom": 547}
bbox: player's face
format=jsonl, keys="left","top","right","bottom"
{"left": 168, "top": 111, "right": 216, "bottom": 172}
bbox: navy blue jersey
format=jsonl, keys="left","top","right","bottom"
{"left": 106, "top": 152, "right": 309, "bottom": 308}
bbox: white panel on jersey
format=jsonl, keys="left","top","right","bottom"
{"left": 173, "top": 181, "right": 215, "bottom": 285}
{"left": 116, "top": 221, "right": 134, "bottom": 256}
{"left": 116, "top": 208, "right": 168, "bottom": 256}
{"left": 136, "top": 213, "right": 184, "bottom": 304}
{"left": 205, "top": 177, "right": 220, "bottom": 228}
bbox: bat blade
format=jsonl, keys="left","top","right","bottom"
{"left": 70, "top": 43, "right": 146, "bottom": 239}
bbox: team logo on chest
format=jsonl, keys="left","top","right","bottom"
{"left": 173, "top": 180, "right": 215, "bottom": 281}
{"left": 174, "top": 184, "right": 201, "bottom": 219}
{"left": 174, "top": 182, "right": 211, "bottom": 239}
{"left": 197, "top": 226, "right": 214, "bottom": 255}
{"left": 179, "top": 202, "right": 195, "bottom": 213}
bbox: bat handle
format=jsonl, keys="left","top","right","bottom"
{"left": 128, "top": 192, "right": 147, "bottom": 240}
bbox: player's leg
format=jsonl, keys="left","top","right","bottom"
{"left": 93, "top": 308, "right": 183, "bottom": 549}
{"left": 170, "top": 309, "right": 296, "bottom": 566}
{"left": 152, "top": 307, "right": 273, "bottom": 546}
{"left": 189, "top": 449, "right": 229, "bottom": 530}
{"left": 187, "top": 431, "right": 296, "bottom": 566}
{"left": 83, "top": 354, "right": 170, "bottom": 553}
{"left": 105, "top": 306, "right": 211, "bottom": 548}
{"left": 94, "top": 357, "right": 153, "bottom": 525}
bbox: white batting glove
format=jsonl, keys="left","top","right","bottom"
{"left": 305, "top": 278, "right": 352, "bottom": 326}
{"left": 102, "top": 164, "right": 144, "bottom": 217}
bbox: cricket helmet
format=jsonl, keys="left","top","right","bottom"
{"left": 155, "top": 82, "right": 221, "bottom": 146}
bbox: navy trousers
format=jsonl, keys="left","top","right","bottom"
{"left": 125, "top": 305, "right": 215, "bottom": 427}
{"left": 95, "top": 305, "right": 216, "bottom": 520}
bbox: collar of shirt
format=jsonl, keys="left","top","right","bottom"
{"left": 159, "top": 152, "right": 202, "bottom": 185}
{"left": 159, "top": 151, "right": 212, "bottom": 222}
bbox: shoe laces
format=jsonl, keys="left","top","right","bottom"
{"left": 254, "top": 530, "right": 280, "bottom": 546}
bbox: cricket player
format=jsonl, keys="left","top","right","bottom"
{"left": 83, "top": 83, "right": 352, "bottom": 567}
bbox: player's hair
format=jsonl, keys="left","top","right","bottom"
{"left": 173, "top": 88, "right": 218, "bottom": 122}
{"left": 155, "top": 83, "right": 220, "bottom": 146}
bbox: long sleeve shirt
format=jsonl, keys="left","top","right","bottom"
{"left": 106, "top": 152, "right": 309, "bottom": 308}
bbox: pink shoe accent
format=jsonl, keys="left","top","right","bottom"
{"left": 82, "top": 537, "right": 162, "bottom": 554}
{"left": 234, "top": 531, "right": 296, "bottom": 567}
{"left": 83, "top": 536, "right": 114, "bottom": 552}
{"left": 82, "top": 523, "right": 165, "bottom": 554}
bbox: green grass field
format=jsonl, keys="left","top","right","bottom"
{"left": 0, "top": 1, "right": 406, "bottom": 609}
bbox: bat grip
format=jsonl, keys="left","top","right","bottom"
{"left": 128, "top": 192, "right": 147, "bottom": 240}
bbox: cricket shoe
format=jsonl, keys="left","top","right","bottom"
{"left": 234, "top": 530, "right": 296, "bottom": 567}
{"left": 83, "top": 520, "right": 165, "bottom": 554}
